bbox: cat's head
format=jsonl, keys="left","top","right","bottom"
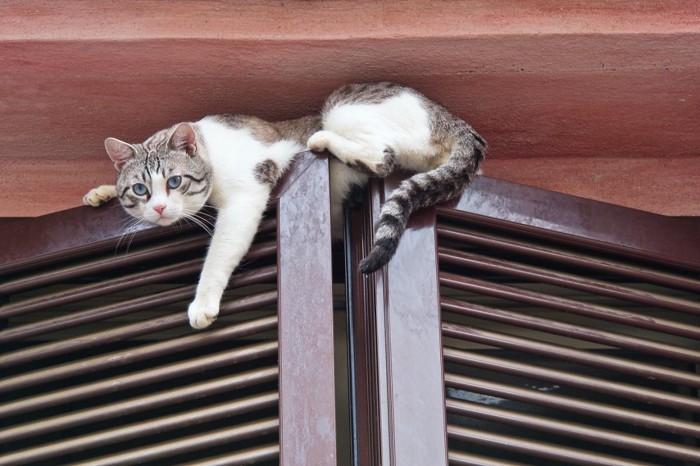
{"left": 105, "top": 123, "right": 213, "bottom": 226}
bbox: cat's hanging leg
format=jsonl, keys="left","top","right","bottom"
{"left": 188, "top": 185, "right": 271, "bottom": 329}
{"left": 307, "top": 131, "right": 395, "bottom": 177}
{"left": 83, "top": 185, "right": 118, "bottom": 207}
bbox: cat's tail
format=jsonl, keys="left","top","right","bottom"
{"left": 358, "top": 122, "right": 487, "bottom": 274}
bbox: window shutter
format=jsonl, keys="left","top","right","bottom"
{"left": 348, "top": 175, "right": 700, "bottom": 466}
{"left": 2, "top": 157, "right": 698, "bottom": 465}
{"left": 0, "top": 152, "right": 336, "bottom": 465}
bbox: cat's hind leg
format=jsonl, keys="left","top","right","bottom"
{"left": 83, "top": 185, "right": 118, "bottom": 207}
{"left": 307, "top": 130, "right": 395, "bottom": 178}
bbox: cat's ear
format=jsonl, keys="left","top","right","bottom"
{"left": 169, "top": 123, "right": 197, "bottom": 156}
{"left": 104, "top": 137, "right": 136, "bottom": 171}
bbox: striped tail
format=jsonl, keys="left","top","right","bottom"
{"left": 358, "top": 123, "right": 486, "bottom": 274}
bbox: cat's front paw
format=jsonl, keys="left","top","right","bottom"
{"left": 307, "top": 131, "right": 331, "bottom": 152}
{"left": 83, "top": 185, "right": 118, "bottom": 207}
{"left": 188, "top": 298, "right": 219, "bottom": 329}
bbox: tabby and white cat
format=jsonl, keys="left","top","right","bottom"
{"left": 310, "top": 82, "right": 486, "bottom": 272}
{"left": 84, "top": 114, "right": 319, "bottom": 329}
{"left": 84, "top": 82, "right": 486, "bottom": 329}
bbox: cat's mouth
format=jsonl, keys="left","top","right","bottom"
{"left": 151, "top": 214, "right": 179, "bottom": 226}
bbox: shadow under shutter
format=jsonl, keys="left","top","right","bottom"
{"left": 0, "top": 152, "right": 336, "bottom": 465}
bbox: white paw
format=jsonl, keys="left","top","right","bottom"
{"left": 307, "top": 131, "right": 331, "bottom": 152}
{"left": 188, "top": 298, "right": 220, "bottom": 329}
{"left": 83, "top": 185, "right": 117, "bottom": 207}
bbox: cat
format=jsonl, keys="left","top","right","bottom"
{"left": 83, "top": 82, "right": 486, "bottom": 329}
{"left": 308, "top": 82, "right": 487, "bottom": 273}
{"left": 84, "top": 114, "right": 320, "bottom": 329}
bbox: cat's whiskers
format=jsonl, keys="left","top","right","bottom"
{"left": 114, "top": 217, "right": 149, "bottom": 255}
{"left": 181, "top": 210, "right": 214, "bottom": 236}
{"left": 194, "top": 209, "right": 217, "bottom": 224}
{"left": 195, "top": 210, "right": 217, "bottom": 229}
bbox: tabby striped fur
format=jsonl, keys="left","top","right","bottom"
{"left": 308, "top": 82, "right": 486, "bottom": 273}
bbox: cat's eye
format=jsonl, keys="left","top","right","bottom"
{"left": 132, "top": 183, "right": 148, "bottom": 196}
{"left": 167, "top": 176, "right": 182, "bottom": 189}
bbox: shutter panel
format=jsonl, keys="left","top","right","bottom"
{"left": 0, "top": 152, "right": 336, "bottom": 465}
{"left": 348, "top": 175, "right": 700, "bottom": 466}
{"left": 439, "top": 180, "right": 700, "bottom": 466}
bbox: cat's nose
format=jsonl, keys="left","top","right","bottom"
{"left": 153, "top": 204, "right": 166, "bottom": 215}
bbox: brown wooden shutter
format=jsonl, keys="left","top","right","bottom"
{"left": 2, "top": 155, "right": 699, "bottom": 465}
{"left": 0, "top": 152, "right": 336, "bottom": 465}
{"left": 348, "top": 175, "right": 700, "bottom": 466}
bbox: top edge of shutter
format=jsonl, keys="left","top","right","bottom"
{"left": 440, "top": 176, "right": 700, "bottom": 271}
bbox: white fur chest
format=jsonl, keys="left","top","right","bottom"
{"left": 196, "top": 117, "right": 303, "bottom": 208}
